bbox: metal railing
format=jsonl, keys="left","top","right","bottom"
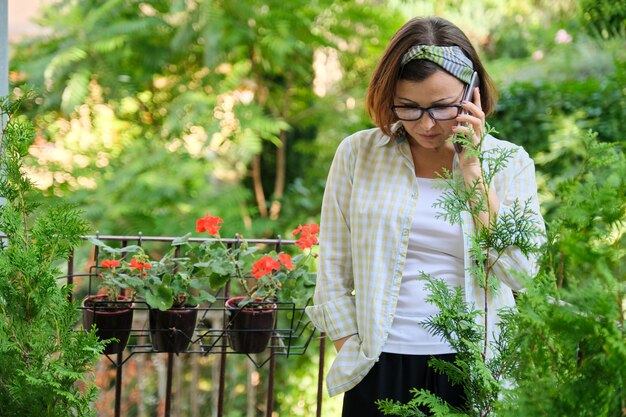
{"left": 65, "top": 234, "right": 327, "bottom": 417}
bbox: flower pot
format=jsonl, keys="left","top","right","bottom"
{"left": 82, "top": 294, "right": 134, "bottom": 355}
{"left": 148, "top": 306, "right": 198, "bottom": 353}
{"left": 225, "top": 297, "right": 277, "bottom": 354}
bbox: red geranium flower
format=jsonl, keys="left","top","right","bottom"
{"left": 130, "top": 258, "right": 151, "bottom": 271}
{"left": 196, "top": 213, "right": 224, "bottom": 235}
{"left": 101, "top": 259, "right": 121, "bottom": 268}
{"left": 250, "top": 256, "right": 281, "bottom": 279}
{"left": 129, "top": 258, "right": 141, "bottom": 270}
{"left": 292, "top": 223, "right": 320, "bottom": 250}
{"left": 278, "top": 253, "right": 295, "bottom": 270}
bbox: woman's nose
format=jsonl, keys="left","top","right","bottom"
{"left": 417, "top": 112, "right": 437, "bottom": 129}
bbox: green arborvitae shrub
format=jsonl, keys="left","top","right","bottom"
{"left": 0, "top": 94, "right": 102, "bottom": 417}
{"left": 376, "top": 124, "right": 544, "bottom": 416}
{"left": 501, "top": 131, "right": 626, "bottom": 417}
{"left": 376, "top": 128, "right": 625, "bottom": 417}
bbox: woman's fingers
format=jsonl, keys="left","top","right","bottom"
{"left": 472, "top": 86, "right": 482, "bottom": 107}
{"left": 455, "top": 87, "right": 485, "bottom": 142}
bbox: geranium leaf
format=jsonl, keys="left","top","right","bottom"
{"left": 189, "top": 279, "right": 203, "bottom": 289}
{"left": 237, "top": 297, "right": 252, "bottom": 308}
{"left": 198, "top": 290, "right": 216, "bottom": 304}
{"left": 145, "top": 286, "right": 174, "bottom": 311}
{"left": 209, "top": 273, "right": 230, "bottom": 290}
{"left": 172, "top": 233, "right": 191, "bottom": 246}
{"left": 241, "top": 246, "right": 260, "bottom": 256}
{"left": 210, "top": 262, "right": 234, "bottom": 275}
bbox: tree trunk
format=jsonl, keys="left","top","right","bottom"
{"left": 252, "top": 155, "right": 268, "bottom": 218}
{"left": 269, "top": 129, "right": 287, "bottom": 220}
{"left": 269, "top": 70, "right": 293, "bottom": 221}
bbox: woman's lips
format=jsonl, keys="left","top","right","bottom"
{"left": 418, "top": 133, "right": 439, "bottom": 139}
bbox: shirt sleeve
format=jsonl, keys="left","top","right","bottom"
{"left": 489, "top": 147, "right": 546, "bottom": 291}
{"left": 305, "top": 137, "right": 359, "bottom": 341}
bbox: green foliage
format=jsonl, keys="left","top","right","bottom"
{"left": 580, "top": 0, "right": 626, "bottom": 39}
{"left": 377, "top": 277, "right": 520, "bottom": 417}
{"left": 437, "top": 124, "right": 543, "bottom": 264}
{"left": 378, "top": 125, "right": 543, "bottom": 416}
{"left": 0, "top": 94, "right": 102, "bottom": 416}
{"left": 88, "top": 218, "right": 318, "bottom": 311}
{"left": 378, "top": 127, "right": 625, "bottom": 417}
{"left": 377, "top": 386, "right": 454, "bottom": 417}
{"left": 10, "top": 0, "right": 401, "bottom": 243}
{"left": 88, "top": 235, "right": 219, "bottom": 311}
{"left": 491, "top": 75, "right": 626, "bottom": 159}
{"left": 503, "top": 131, "right": 626, "bottom": 416}
{"left": 8, "top": 0, "right": 623, "bottom": 414}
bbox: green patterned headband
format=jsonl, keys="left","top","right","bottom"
{"left": 400, "top": 45, "right": 474, "bottom": 84}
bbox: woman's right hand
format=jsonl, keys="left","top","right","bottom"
{"left": 333, "top": 334, "right": 355, "bottom": 352}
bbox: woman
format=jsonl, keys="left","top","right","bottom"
{"left": 305, "top": 16, "right": 545, "bottom": 416}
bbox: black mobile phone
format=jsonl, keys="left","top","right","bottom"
{"left": 454, "top": 71, "right": 480, "bottom": 153}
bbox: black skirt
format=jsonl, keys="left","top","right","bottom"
{"left": 341, "top": 352, "right": 464, "bottom": 417}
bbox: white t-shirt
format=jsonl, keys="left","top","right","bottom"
{"left": 383, "top": 177, "right": 465, "bottom": 355}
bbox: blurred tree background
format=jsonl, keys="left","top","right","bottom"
{"left": 8, "top": 0, "right": 625, "bottom": 238}
{"left": 7, "top": 0, "right": 625, "bottom": 416}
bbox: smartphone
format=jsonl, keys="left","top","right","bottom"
{"left": 454, "top": 71, "right": 480, "bottom": 153}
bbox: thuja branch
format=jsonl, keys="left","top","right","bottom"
{"left": 441, "top": 123, "right": 507, "bottom": 359}
{"left": 438, "top": 123, "right": 542, "bottom": 360}
{"left": 378, "top": 124, "right": 546, "bottom": 417}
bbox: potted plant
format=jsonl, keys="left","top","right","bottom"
{"left": 194, "top": 213, "right": 319, "bottom": 353}
{"left": 139, "top": 241, "right": 216, "bottom": 354}
{"left": 90, "top": 237, "right": 216, "bottom": 354}
{"left": 82, "top": 244, "right": 149, "bottom": 355}
{"left": 88, "top": 214, "right": 318, "bottom": 354}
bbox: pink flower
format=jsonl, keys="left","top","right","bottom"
{"left": 555, "top": 29, "right": 572, "bottom": 44}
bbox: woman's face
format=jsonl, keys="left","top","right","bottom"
{"left": 393, "top": 70, "right": 465, "bottom": 152}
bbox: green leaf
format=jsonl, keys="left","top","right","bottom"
{"left": 209, "top": 272, "right": 230, "bottom": 290}
{"left": 145, "top": 285, "right": 174, "bottom": 311}
{"left": 172, "top": 233, "right": 191, "bottom": 246}
{"left": 188, "top": 279, "right": 204, "bottom": 290}
{"left": 61, "top": 68, "right": 91, "bottom": 115}
{"left": 195, "top": 290, "right": 216, "bottom": 304}
{"left": 44, "top": 47, "right": 88, "bottom": 82}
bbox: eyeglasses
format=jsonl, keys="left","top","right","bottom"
{"left": 391, "top": 103, "right": 462, "bottom": 121}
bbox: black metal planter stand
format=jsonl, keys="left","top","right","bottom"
{"left": 67, "top": 234, "right": 322, "bottom": 417}
{"left": 87, "top": 300, "right": 317, "bottom": 417}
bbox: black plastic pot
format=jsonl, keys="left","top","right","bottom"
{"left": 148, "top": 306, "right": 198, "bottom": 353}
{"left": 82, "top": 294, "right": 134, "bottom": 355}
{"left": 225, "top": 297, "right": 277, "bottom": 354}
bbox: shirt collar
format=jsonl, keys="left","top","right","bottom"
{"left": 375, "top": 122, "right": 406, "bottom": 147}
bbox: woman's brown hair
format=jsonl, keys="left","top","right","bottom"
{"left": 366, "top": 17, "right": 497, "bottom": 137}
